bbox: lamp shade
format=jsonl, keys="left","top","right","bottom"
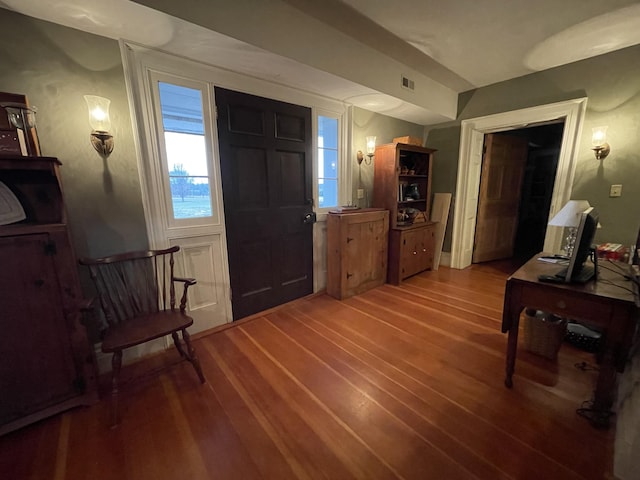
{"left": 548, "top": 200, "right": 591, "bottom": 227}
{"left": 84, "top": 95, "right": 111, "bottom": 132}
{"left": 591, "top": 126, "right": 608, "bottom": 147}
{"left": 365, "top": 136, "right": 376, "bottom": 155}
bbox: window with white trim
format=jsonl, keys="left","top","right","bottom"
{"left": 317, "top": 114, "right": 339, "bottom": 209}
{"left": 157, "top": 81, "right": 214, "bottom": 221}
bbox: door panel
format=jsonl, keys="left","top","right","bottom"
{"left": 473, "top": 133, "right": 528, "bottom": 263}
{"left": 216, "top": 87, "right": 313, "bottom": 320}
{"left": 170, "top": 235, "right": 229, "bottom": 331}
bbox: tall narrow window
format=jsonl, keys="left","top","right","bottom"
{"left": 158, "top": 82, "right": 212, "bottom": 219}
{"left": 317, "top": 115, "right": 338, "bottom": 209}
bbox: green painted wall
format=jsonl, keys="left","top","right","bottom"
{"left": 352, "top": 107, "right": 424, "bottom": 208}
{"left": 427, "top": 44, "right": 640, "bottom": 252}
{"left": 0, "top": 10, "right": 149, "bottom": 262}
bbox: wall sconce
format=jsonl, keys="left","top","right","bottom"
{"left": 591, "top": 126, "right": 610, "bottom": 160}
{"left": 356, "top": 136, "right": 376, "bottom": 165}
{"left": 84, "top": 95, "right": 114, "bottom": 157}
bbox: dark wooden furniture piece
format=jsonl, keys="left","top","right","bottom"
{"left": 373, "top": 142, "right": 437, "bottom": 284}
{"left": 502, "top": 253, "right": 639, "bottom": 428}
{"left": 0, "top": 156, "right": 98, "bottom": 436}
{"left": 80, "top": 246, "right": 206, "bottom": 425}
{"left": 326, "top": 208, "right": 389, "bottom": 299}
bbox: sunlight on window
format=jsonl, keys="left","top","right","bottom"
{"left": 158, "top": 82, "right": 212, "bottom": 219}
{"left": 317, "top": 116, "right": 338, "bottom": 208}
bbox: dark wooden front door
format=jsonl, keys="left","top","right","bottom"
{"left": 215, "top": 88, "right": 314, "bottom": 320}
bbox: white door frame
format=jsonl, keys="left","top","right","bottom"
{"left": 121, "top": 41, "right": 349, "bottom": 322}
{"left": 450, "top": 98, "right": 588, "bottom": 269}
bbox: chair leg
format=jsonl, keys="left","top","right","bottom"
{"left": 181, "top": 328, "right": 206, "bottom": 384}
{"left": 110, "top": 350, "right": 123, "bottom": 427}
{"left": 171, "top": 331, "right": 186, "bottom": 357}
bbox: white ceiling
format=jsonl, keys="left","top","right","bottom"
{"left": 339, "top": 0, "right": 640, "bottom": 88}
{"left": 2, "top": 0, "right": 640, "bottom": 125}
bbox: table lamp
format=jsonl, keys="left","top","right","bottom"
{"left": 548, "top": 200, "right": 592, "bottom": 257}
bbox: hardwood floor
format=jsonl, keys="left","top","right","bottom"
{"left": 0, "top": 264, "right": 615, "bottom": 479}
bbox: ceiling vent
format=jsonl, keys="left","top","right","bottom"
{"left": 401, "top": 75, "right": 415, "bottom": 91}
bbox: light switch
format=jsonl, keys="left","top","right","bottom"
{"left": 610, "top": 184, "right": 622, "bottom": 197}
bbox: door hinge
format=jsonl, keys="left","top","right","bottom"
{"left": 44, "top": 240, "right": 57, "bottom": 256}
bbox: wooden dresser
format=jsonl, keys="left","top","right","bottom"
{"left": 0, "top": 156, "right": 98, "bottom": 435}
{"left": 326, "top": 208, "right": 389, "bottom": 299}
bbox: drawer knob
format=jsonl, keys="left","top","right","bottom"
{"left": 413, "top": 251, "right": 417, "bottom": 255}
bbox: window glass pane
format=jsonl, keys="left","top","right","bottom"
{"left": 317, "top": 115, "right": 339, "bottom": 208}
{"left": 159, "top": 82, "right": 204, "bottom": 134}
{"left": 318, "top": 116, "right": 338, "bottom": 149}
{"left": 158, "top": 82, "right": 212, "bottom": 219}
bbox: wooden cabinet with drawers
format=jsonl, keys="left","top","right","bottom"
{"left": 388, "top": 222, "right": 436, "bottom": 285}
{"left": 326, "top": 208, "right": 389, "bottom": 299}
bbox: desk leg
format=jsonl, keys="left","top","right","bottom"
{"left": 502, "top": 281, "right": 522, "bottom": 389}
{"left": 588, "top": 334, "right": 618, "bottom": 429}
{"left": 505, "top": 318, "right": 519, "bottom": 388}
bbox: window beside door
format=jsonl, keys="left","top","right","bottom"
{"left": 158, "top": 82, "right": 213, "bottom": 220}
{"left": 317, "top": 115, "right": 339, "bottom": 209}
{"left": 157, "top": 88, "right": 343, "bottom": 217}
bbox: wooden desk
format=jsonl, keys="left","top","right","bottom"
{"left": 502, "top": 253, "right": 639, "bottom": 428}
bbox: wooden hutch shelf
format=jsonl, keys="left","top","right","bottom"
{"left": 373, "top": 142, "right": 437, "bottom": 284}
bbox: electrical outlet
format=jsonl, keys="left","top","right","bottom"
{"left": 610, "top": 184, "right": 622, "bottom": 197}
{"left": 356, "top": 188, "right": 364, "bottom": 199}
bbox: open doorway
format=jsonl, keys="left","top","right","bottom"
{"left": 472, "top": 123, "right": 564, "bottom": 268}
{"left": 450, "top": 98, "right": 588, "bottom": 270}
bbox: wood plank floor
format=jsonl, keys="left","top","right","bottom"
{"left": 0, "top": 264, "right": 615, "bottom": 479}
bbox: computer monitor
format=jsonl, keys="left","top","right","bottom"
{"left": 564, "top": 206, "right": 599, "bottom": 283}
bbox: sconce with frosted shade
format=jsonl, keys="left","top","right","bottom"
{"left": 591, "top": 126, "right": 610, "bottom": 160}
{"left": 548, "top": 200, "right": 592, "bottom": 257}
{"left": 356, "top": 135, "right": 376, "bottom": 165}
{"left": 84, "top": 95, "right": 114, "bottom": 157}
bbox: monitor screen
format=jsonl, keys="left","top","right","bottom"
{"left": 565, "top": 206, "right": 599, "bottom": 282}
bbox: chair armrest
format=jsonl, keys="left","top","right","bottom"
{"left": 173, "top": 277, "right": 197, "bottom": 312}
{"left": 173, "top": 276, "right": 197, "bottom": 287}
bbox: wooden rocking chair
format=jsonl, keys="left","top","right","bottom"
{"left": 80, "top": 246, "right": 205, "bottom": 425}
